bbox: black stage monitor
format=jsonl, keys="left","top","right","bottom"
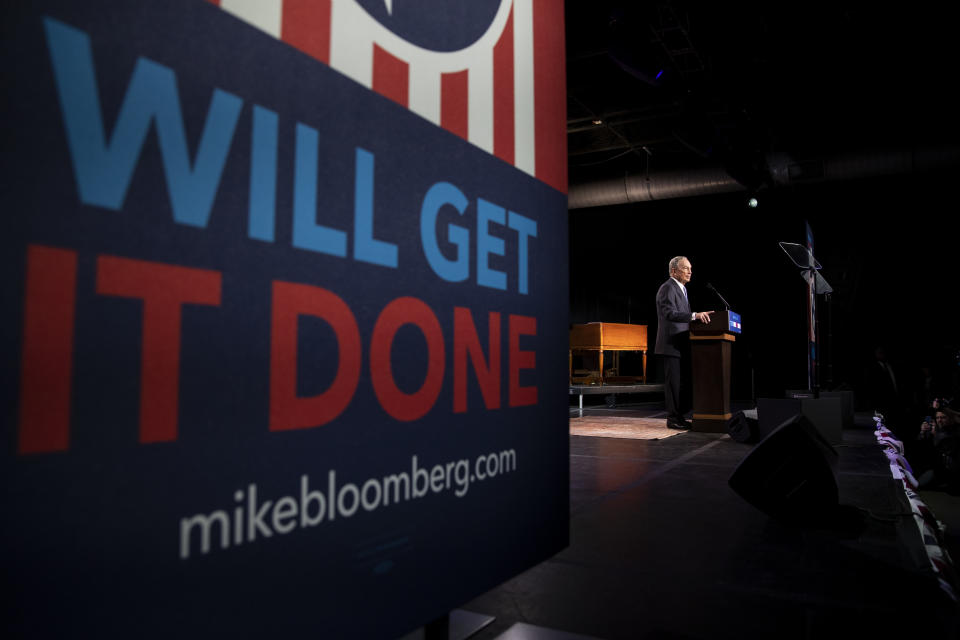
{"left": 728, "top": 413, "right": 839, "bottom": 526}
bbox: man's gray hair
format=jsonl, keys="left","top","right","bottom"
{"left": 669, "top": 256, "right": 688, "bottom": 275}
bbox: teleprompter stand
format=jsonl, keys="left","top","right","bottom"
{"left": 778, "top": 242, "right": 833, "bottom": 398}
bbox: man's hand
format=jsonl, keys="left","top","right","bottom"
{"left": 695, "top": 311, "right": 714, "bottom": 323}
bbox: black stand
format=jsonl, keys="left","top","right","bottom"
{"left": 778, "top": 242, "right": 833, "bottom": 399}
{"left": 822, "top": 290, "right": 834, "bottom": 389}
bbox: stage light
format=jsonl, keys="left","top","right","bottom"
{"left": 747, "top": 197, "right": 758, "bottom": 208}
{"left": 592, "top": 119, "right": 603, "bottom": 125}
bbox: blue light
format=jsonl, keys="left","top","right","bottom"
{"left": 655, "top": 69, "right": 664, "bottom": 80}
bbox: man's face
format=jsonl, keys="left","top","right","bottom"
{"left": 936, "top": 412, "right": 953, "bottom": 428}
{"left": 673, "top": 259, "right": 692, "bottom": 284}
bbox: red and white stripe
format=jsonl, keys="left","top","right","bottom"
{"left": 207, "top": 0, "right": 566, "bottom": 193}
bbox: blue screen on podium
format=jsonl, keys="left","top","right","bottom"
{"left": 729, "top": 311, "right": 742, "bottom": 334}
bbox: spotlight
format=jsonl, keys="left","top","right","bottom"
{"left": 747, "top": 197, "right": 758, "bottom": 208}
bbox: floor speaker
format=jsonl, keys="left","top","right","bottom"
{"left": 728, "top": 413, "right": 839, "bottom": 525}
{"left": 727, "top": 410, "right": 759, "bottom": 443}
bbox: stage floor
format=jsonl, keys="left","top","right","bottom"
{"left": 460, "top": 403, "right": 960, "bottom": 639}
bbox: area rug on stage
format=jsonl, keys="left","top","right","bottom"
{"left": 569, "top": 416, "right": 682, "bottom": 440}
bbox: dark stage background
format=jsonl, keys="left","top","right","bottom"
{"left": 569, "top": 166, "right": 960, "bottom": 409}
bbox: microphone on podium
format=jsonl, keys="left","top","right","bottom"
{"left": 706, "top": 282, "right": 731, "bottom": 310}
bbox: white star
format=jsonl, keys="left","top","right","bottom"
{"left": 384, "top": 0, "right": 393, "bottom": 15}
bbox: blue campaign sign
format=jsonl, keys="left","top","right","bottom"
{"left": 729, "top": 311, "right": 742, "bottom": 334}
{"left": 0, "top": 1, "right": 568, "bottom": 637}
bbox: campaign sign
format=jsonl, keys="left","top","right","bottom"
{"left": 1, "top": 1, "right": 568, "bottom": 637}
{"left": 729, "top": 312, "right": 742, "bottom": 334}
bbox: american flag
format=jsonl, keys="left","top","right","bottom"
{"left": 205, "top": 0, "right": 567, "bottom": 193}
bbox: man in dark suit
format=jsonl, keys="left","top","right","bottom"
{"left": 655, "top": 256, "right": 713, "bottom": 429}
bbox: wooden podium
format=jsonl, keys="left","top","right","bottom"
{"left": 689, "top": 310, "right": 741, "bottom": 432}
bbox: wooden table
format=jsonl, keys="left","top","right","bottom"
{"left": 569, "top": 322, "right": 648, "bottom": 385}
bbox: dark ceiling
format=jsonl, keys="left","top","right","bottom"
{"left": 565, "top": 1, "right": 960, "bottom": 191}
